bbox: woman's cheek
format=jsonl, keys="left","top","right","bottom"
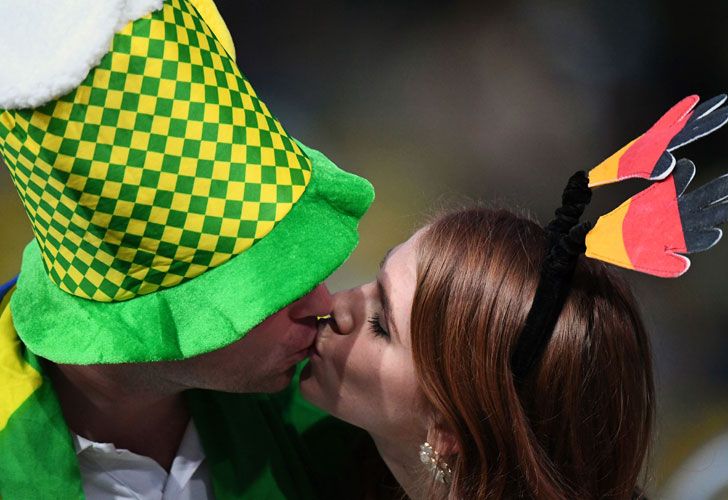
{"left": 329, "top": 337, "right": 383, "bottom": 421}
{"left": 367, "top": 347, "right": 421, "bottom": 429}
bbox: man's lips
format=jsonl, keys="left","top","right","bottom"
{"left": 283, "top": 344, "right": 315, "bottom": 373}
{"left": 288, "top": 324, "right": 318, "bottom": 359}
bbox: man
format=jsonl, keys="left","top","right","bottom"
{"left": 0, "top": 0, "right": 374, "bottom": 497}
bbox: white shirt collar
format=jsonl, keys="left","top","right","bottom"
{"left": 72, "top": 420, "right": 210, "bottom": 499}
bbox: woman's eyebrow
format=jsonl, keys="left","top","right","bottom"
{"left": 379, "top": 247, "right": 394, "bottom": 271}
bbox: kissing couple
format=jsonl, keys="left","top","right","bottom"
{"left": 2, "top": 0, "right": 728, "bottom": 498}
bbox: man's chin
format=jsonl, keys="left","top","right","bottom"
{"left": 197, "top": 369, "right": 293, "bottom": 394}
{"left": 263, "top": 364, "right": 299, "bottom": 394}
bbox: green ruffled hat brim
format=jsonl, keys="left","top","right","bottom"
{"left": 10, "top": 143, "right": 374, "bottom": 364}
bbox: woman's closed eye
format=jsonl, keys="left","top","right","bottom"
{"left": 368, "top": 312, "right": 390, "bottom": 340}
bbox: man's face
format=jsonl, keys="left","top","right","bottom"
{"left": 165, "top": 284, "right": 333, "bottom": 393}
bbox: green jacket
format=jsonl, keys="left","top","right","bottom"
{"left": 0, "top": 284, "right": 367, "bottom": 499}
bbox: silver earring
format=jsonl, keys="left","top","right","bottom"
{"left": 419, "top": 441, "right": 452, "bottom": 485}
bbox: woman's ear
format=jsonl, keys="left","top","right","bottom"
{"left": 426, "top": 422, "right": 459, "bottom": 458}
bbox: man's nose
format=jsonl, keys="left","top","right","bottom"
{"left": 288, "top": 283, "right": 333, "bottom": 321}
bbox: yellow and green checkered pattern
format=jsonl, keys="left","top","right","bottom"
{"left": 0, "top": 0, "right": 312, "bottom": 302}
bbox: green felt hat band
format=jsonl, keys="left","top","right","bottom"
{"left": 10, "top": 144, "right": 374, "bottom": 364}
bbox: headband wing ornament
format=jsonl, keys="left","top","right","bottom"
{"left": 588, "top": 94, "right": 728, "bottom": 187}
{"left": 512, "top": 93, "right": 728, "bottom": 381}
{"left": 586, "top": 159, "right": 728, "bottom": 278}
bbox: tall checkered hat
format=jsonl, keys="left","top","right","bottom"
{"left": 0, "top": 0, "right": 374, "bottom": 363}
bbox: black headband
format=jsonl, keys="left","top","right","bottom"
{"left": 510, "top": 171, "right": 593, "bottom": 383}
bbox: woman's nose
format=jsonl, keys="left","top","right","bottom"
{"left": 288, "top": 283, "right": 333, "bottom": 321}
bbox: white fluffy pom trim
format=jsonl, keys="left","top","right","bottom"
{"left": 0, "top": 0, "right": 164, "bottom": 110}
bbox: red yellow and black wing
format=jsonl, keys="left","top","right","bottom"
{"left": 586, "top": 159, "right": 728, "bottom": 277}
{"left": 588, "top": 95, "right": 728, "bottom": 188}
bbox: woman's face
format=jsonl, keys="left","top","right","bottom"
{"left": 299, "top": 232, "right": 426, "bottom": 440}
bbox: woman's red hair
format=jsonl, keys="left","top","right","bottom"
{"left": 410, "top": 207, "right": 653, "bottom": 499}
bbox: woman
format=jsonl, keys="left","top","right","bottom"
{"left": 299, "top": 94, "right": 728, "bottom": 498}
{"left": 300, "top": 206, "right": 653, "bottom": 499}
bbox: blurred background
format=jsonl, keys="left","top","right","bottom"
{"left": 2, "top": 0, "right": 728, "bottom": 496}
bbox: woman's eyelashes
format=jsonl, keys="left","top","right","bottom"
{"left": 367, "top": 312, "right": 390, "bottom": 340}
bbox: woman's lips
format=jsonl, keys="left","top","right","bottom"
{"left": 309, "top": 319, "right": 328, "bottom": 359}
{"left": 307, "top": 335, "right": 322, "bottom": 358}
